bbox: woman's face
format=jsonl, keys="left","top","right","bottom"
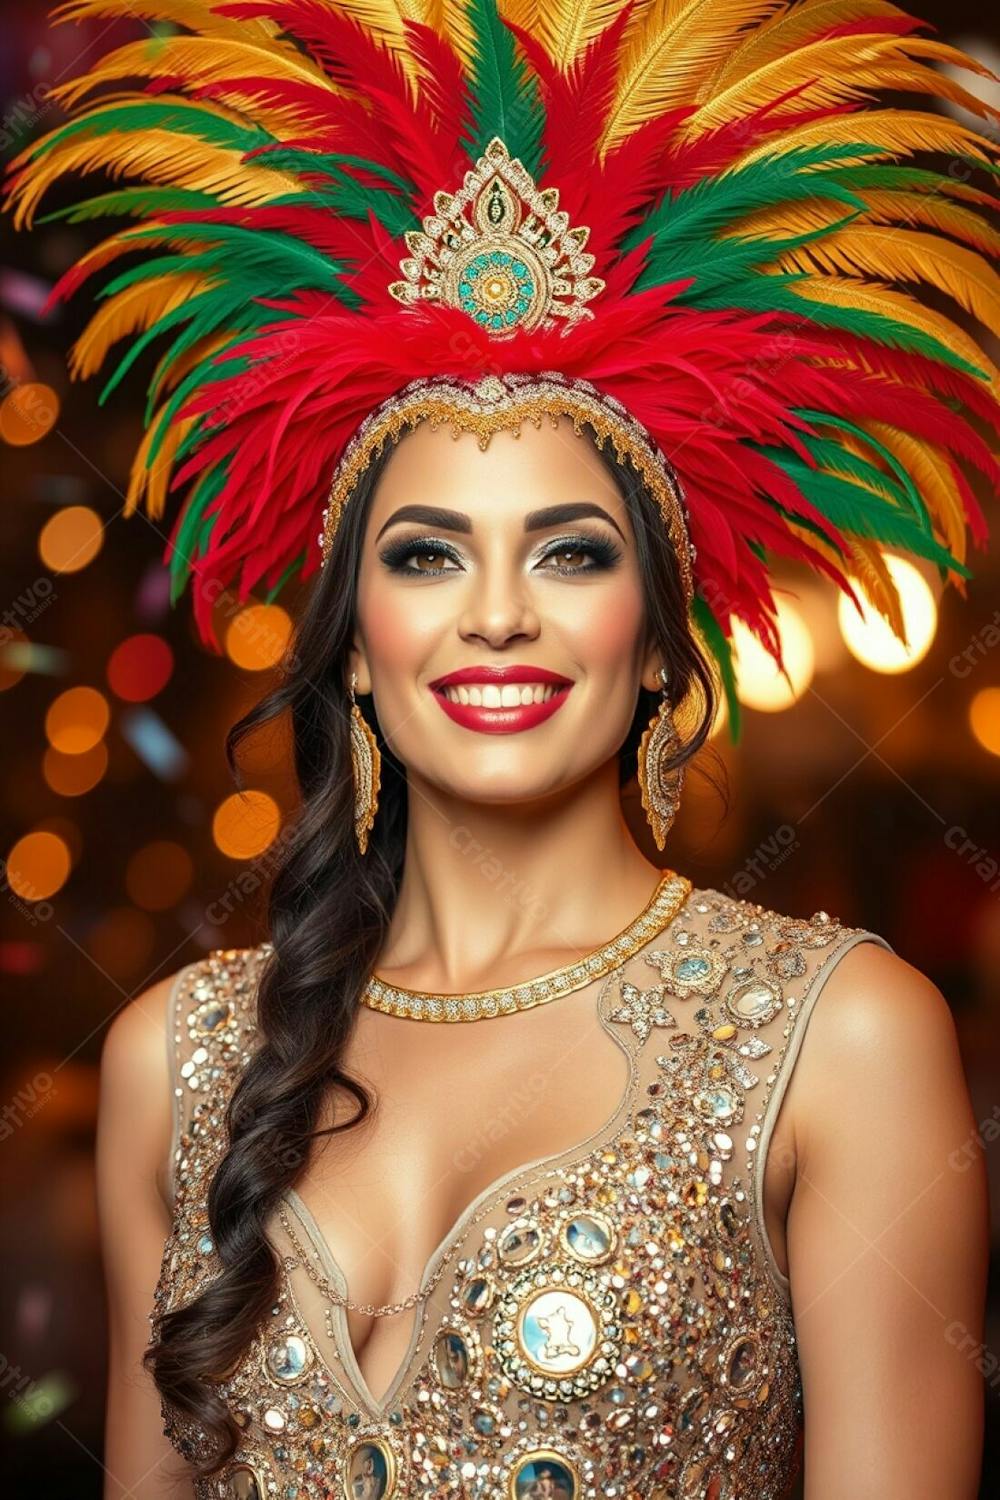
{"left": 350, "top": 413, "right": 664, "bottom": 806}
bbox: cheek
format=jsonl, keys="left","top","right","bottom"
{"left": 357, "top": 573, "right": 443, "bottom": 672}
{"left": 552, "top": 578, "right": 646, "bottom": 671}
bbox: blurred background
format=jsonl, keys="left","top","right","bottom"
{"left": 1, "top": 2, "right": 998, "bottom": 1495}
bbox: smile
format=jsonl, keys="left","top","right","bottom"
{"left": 428, "top": 668, "right": 574, "bottom": 735}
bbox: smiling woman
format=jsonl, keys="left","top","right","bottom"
{"left": 5, "top": 0, "right": 995, "bottom": 1496}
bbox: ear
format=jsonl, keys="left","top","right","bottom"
{"left": 640, "top": 638, "right": 666, "bottom": 695}
{"left": 347, "top": 638, "right": 373, "bottom": 696}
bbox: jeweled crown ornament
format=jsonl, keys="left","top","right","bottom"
{"left": 388, "top": 137, "right": 605, "bottom": 335}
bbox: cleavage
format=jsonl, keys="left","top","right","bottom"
{"left": 289, "top": 990, "right": 632, "bottom": 1408}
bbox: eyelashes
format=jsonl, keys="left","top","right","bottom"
{"left": 378, "top": 532, "right": 623, "bottom": 577}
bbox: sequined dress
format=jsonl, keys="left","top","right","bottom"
{"left": 152, "top": 884, "right": 891, "bottom": 1500}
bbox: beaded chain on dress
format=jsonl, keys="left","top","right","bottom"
{"left": 151, "top": 885, "right": 891, "bottom": 1499}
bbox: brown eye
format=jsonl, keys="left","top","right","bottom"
{"left": 544, "top": 546, "right": 588, "bottom": 569}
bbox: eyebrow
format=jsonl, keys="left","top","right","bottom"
{"left": 374, "top": 501, "right": 626, "bottom": 543}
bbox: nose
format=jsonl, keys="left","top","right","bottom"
{"left": 455, "top": 549, "right": 541, "bottom": 649}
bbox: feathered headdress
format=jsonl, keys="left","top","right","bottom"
{"left": 5, "top": 0, "right": 999, "bottom": 736}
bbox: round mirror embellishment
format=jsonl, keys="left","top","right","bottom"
{"left": 495, "top": 1261, "right": 622, "bottom": 1399}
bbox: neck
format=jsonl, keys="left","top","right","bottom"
{"left": 373, "top": 758, "right": 671, "bottom": 994}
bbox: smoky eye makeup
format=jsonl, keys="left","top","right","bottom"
{"left": 377, "top": 529, "right": 624, "bottom": 577}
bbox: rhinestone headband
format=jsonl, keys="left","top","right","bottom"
{"left": 318, "top": 371, "right": 696, "bottom": 605}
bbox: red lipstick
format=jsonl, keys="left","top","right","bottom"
{"left": 427, "top": 665, "right": 573, "bottom": 735}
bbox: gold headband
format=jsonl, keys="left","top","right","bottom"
{"left": 319, "top": 371, "right": 696, "bottom": 606}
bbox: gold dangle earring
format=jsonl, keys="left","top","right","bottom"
{"left": 637, "top": 666, "right": 684, "bottom": 852}
{"left": 348, "top": 671, "right": 381, "bottom": 854}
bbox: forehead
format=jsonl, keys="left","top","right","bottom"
{"left": 368, "top": 411, "right": 627, "bottom": 523}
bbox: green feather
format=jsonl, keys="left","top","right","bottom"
{"left": 168, "top": 467, "right": 226, "bottom": 602}
{"left": 264, "top": 553, "right": 304, "bottom": 604}
{"left": 755, "top": 451, "right": 972, "bottom": 575}
{"left": 691, "top": 594, "right": 741, "bottom": 743}
{"left": 464, "top": 0, "right": 545, "bottom": 179}
{"left": 27, "top": 100, "right": 275, "bottom": 159}
{"left": 791, "top": 410, "right": 930, "bottom": 533}
{"left": 692, "top": 272, "right": 988, "bottom": 378}
{"left": 253, "top": 149, "right": 413, "bottom": 196}
{"left": 625, "top": 145, "right": 869, "bottom": 254}
{"left": 38, "top": 185, "right": 218, "bottom": 224}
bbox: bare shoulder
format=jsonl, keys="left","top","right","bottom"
{"left": 98, "top": 959, "right": 207, "bottom": 1214}
{"left": 101, "top": 963, "right": 190, "bottom": 1094}
{"left": 785, "top": 935, "right": 972, "bottom": 1168}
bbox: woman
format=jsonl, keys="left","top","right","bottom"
{"left": 6, "top": 1, "right": 994, "bottom": 1497}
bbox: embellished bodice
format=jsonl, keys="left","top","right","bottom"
{"left": 152, "top": 886, "right": 890, "bottom": 1499}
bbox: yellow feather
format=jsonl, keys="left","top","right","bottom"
{"left": 505, "top": 0, "right": 632, "bottom": 69}
{"left": 848, "top": 58, "right": 1000, "bottom": 124}
{"left": 51, "top": 0, "right": 284, "bottom": 44}
{"left": 6, "top": 127, "right": 300, "bottom": 228}
{"left": 862, "top": 422, "right": 969, "bottom": 567}
{"left": 150, "top": 330, "right": 231, "bottom": 396}
{"left": 599, "top": 0, "right": 784, "bottom": 156}
{"left": 850, "top": 190, "right": 1000, "bottom": 258}
{"left": 786, "top": 522, "right": 907, "bottom": 639}
{"left": 733, "top": 109, "right": 996, "bottom": 168}
{"left": 684, "top": 33, "right": 958, "bottom": 136}
{"left": 777, "top": 225, "right": 1000, "bottom": 340}
{"left": 705, "top": 0, "right": 907, "bottom": 97}
{"left": 841, "top": 535, "right": 907, "bottom": 639}
{"left": 47, "top": 35, "right": 328, "bottom": 111}
{"left": 124, "top": 408, "right": 196, "bottom": 520}
{"left": 735, "top": 188, "right": 1000, "bottom": 260}
{"left": 791, "top": 276, "right": 1000, "bottom": 397}
{"left": 68, "top": 271, "right": 205, "bottom": 381}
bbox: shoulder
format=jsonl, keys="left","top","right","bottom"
{"left": 756, "top": 916, "right": 969, "bottom": 1169}
{"left": 100, "top": 943, "right": 270, "bottom": 1103}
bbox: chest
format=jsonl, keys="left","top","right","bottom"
{"left": 290, "top": 992, "right": 634, "bottom": 1405}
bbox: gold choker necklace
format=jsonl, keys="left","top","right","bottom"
{"left": 360, "top": 870, "right": 692, "bottom": 1023}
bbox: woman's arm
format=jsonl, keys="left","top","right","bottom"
{"left": 784, "top": 941, "right": 989, "bottom": 1500}
{"left": 97, "top": 972, "right": 196, "bottom": 1499}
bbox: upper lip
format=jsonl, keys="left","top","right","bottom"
{"left": 429, "top": 665, "right": 573, "bottom": 689}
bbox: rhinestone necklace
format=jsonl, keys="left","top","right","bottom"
{"left": 360, "top": 869, "right": 692, "bottom": 1022}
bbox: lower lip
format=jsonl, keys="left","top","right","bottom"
{"left": 431, "top": 685, "right": 572, "bottom": 734}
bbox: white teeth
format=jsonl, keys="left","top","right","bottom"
{"left": 440, "top": 682, "right": 563, "bottom": 707}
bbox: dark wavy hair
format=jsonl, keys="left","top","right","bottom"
{"left": 142, "top": 423, "right": 720, "bottom": 1473}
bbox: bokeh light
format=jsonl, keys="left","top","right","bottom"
{"left": 732, "top": 600, "right": 815, "bottom": 712}
{"left": 85, "top": 907, "right": 157, "bottom": 980}
{"left": 5, "top": 830, "right": 72, "bottom": 901}
{"left": 45, "top": 685, "right": 110, "bottom": 754}
{"left": 43, "top": 741, "right": 108, "bottom": 797}
{"left": 0, "top": 380, "right": 59, "bottom": 445}
{"left": 35, "top": 815, "right": 84, "bottom": 868}
{"left": 838, "top": 554, "right": 937, "bottom": 673}
{"left": 225, "top": 604, "right": 293, "bottom": 671}
{"left": 0, "top": 628, "right": 29, "bottom": 691}
{"left": 38, "top": 505, "right": 103, "bottom": 572}
{"left": 125, "top": 840, "right": 194, "bottom": 911}
{"left": 107, "top": 633, "right": 174, "bottom": 702}
{"left": 212, "top": 790, "right": 282, "bottom": 859}
{"left": 969, "top": 687, "right": 1000, "bottom": 757}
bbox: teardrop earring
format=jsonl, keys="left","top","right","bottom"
{"left": 348, "top": 671, "right": 381, "bottom": 855}
{"left": 637, "top": 666, "right": 684, "bottom": 851}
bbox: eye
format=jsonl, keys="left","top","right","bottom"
{"left": 536, "top": 534, "right": 622, "bottom": 575}
{"left": 378, "top": 536, "right": 462, "bottom": 575}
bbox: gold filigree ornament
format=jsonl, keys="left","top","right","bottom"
{"left": 637, "top": 667, "right": 685, "bottom": 852}
{"left": 388, "top": 137, "right": 604, "bottom": 336}
{"left": 348, "top": 672, "right": 381, "bottom": 855}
